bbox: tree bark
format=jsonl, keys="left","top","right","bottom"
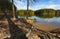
{"left": 12, "top": 0, "right": 16, "bottom": 20}
{"left": 26, "top": 0, "right": 29, "bottom": 19}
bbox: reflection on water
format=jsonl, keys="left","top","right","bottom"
{"left": 31, "top": 16, "right": 60, "bottom": 23}
{"left": 30, "top": 16, "right": 60, "bottom": 27}
{"left": 18, "top": 15, "right": 60, "bottom": 28}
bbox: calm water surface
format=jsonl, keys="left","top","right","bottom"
{"left": 18, "top": 16, "right": 60, "bottom": 28}
{"left": 31, "top": 16, "right": 60, "bottom": 28}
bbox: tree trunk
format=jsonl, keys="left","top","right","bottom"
{"left": 12, "top": 0, "right": 16, "bottom": 20}
{"left": 26, "top": 0, "right": 29, "bottom": 19}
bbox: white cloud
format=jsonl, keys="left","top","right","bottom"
{"left": 29, "top": 4, "right": 60, "bottom": 10}
{"left": 14, "top": 0, "right": 60, "bottom": 10}
{"left": 14, "top": 0, "right": 27, "bottom": 10}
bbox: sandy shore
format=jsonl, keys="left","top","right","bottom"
{"left": 33, "top": 22, "right": 60, "bottom": 31}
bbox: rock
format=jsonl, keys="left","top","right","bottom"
{"left": 26, "top": 30, "right": 40, "bottom": 39}
{"left": 26, "top": 19, "right": 34, "bottom": 25}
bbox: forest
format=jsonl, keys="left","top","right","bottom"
{"left": 16, "top": 9, "right": 60, "bottom": 18}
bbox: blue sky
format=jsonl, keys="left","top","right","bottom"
{"left": 14, "top": 0, "right": 60, "bottom": 10}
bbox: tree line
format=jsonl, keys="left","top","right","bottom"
{"left": 16, "top": 9, "right": 60, "bottom": 18}
{"left": 35, "top": 9, "right": 60, "bottom": 18}
{"left": 17, "top": 10, "right": 34, "bottom": 17}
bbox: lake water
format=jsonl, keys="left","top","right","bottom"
{"left": 18, "top": 16, "right": 60, "bottom": 31}
{"left": 30, "top": 16, "right": 60, "bottom": 28}
{"left": 31, "top": 16, "right": 60, "bottom": 23}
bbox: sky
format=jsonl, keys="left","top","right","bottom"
{"left": 14, "top": 0, "right": 60, "bottom": 10}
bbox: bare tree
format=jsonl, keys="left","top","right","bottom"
{"left": 26, "top": 0, "right": 36, "bottom": 19}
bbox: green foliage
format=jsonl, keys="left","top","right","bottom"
{"left": 55, "top": 10, "right": 60, "bottom": 17}
{"left": 17, "top": 10, "right": 34, "bottom": 17}
{"left": 35, "top": 9, "right": 56, "bottom": 18}
{"left": 17, "top": 9, "right": 60, "bottom": 18}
